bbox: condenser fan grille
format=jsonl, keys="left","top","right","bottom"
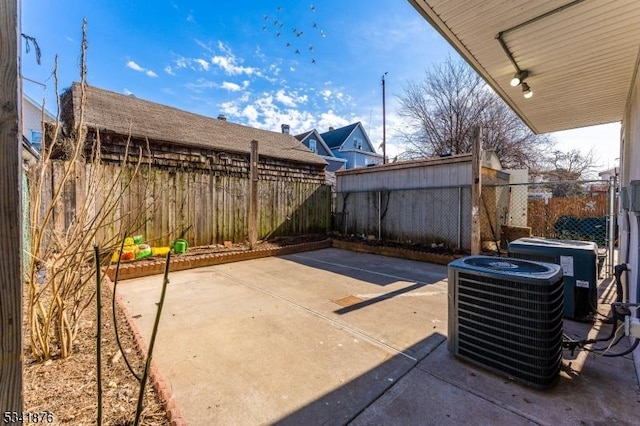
{"left": 449, "top": 257, "right": 564, "bottom": 389}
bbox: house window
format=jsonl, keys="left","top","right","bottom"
{"left": 309, "top": 139, "right": 317, "bottom": 152}
{"left": 30, "top": 130, "right": 43, "bottom": 151}
{"left": 354, "top": 138, "right": 362, "bottom": 150}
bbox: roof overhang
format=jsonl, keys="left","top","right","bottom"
{"left": 409, "top": 0, "right": 640, "bottom": 134}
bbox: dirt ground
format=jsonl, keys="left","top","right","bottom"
{"left": 23, "top": 283, "right": 169, "bottom": 426}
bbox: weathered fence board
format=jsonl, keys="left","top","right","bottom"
{"left": 38, "top": 161, "right": 331, "bottom": 248}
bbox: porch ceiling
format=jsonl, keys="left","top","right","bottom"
{"left": 409, "top": 0, "right": 640, "bottom": 134}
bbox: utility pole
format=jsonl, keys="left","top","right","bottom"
{"left": 0, "top": 0, "right": 24, "bottom": 414}
{"left": 382, "top": 72, "right": 388, "bottom": 164}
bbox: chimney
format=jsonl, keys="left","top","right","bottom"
{"left": 281, "top": 124, "right": 290, "bottom": 134}
{"left": 329, "top": 126, "right": 335, "bottom": 131}
{"left": 217, "top": 114, "right": 227, "bottom": 121}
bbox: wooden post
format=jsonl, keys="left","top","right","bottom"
{"left": 248, "top": 140, "right": 258, "bottom": 249}
{"left": 0, "top": 0, "right": 23, "bottom": 414}
{"left": 471, "top": 126, "right": 482, "bottom": 255}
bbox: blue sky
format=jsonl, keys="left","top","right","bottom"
{"left": 21, "top": 0, "right": 620, "bottom": 168}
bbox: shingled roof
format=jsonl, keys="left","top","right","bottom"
{"left": 63, "top": 83, "right": 326, "bottom": 166}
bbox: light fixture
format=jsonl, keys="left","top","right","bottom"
{"left": 522, "top": 82, "right": 533, "bottom": 99}
{"left": 510, "top": 70, "right": 529, "bottom": 87}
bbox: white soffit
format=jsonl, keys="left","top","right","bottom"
{"left": 409, "top": 0, "right": 640, "bottom": 134}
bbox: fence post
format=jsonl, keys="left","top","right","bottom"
{"left": 608, "top": 175, "right": 616, "bottom": 276}
{"left": 471, "top": 126, "right": 482, "bottom": 255}
{"left": 0, "top": 0, "right": 23, "bottom": 414}
{"left": 248, "top": 140, "right": 258, "bottom": 249}
{"left": 458, "top": 186, "right": 463, "bottom": 249}
{"left": 377, "top": 190, "right": 381, "bottom": 240}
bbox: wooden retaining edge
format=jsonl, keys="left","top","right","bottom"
{"left": 331, "top": 239, "right": 461, "bottom": 265}
{"left": 103, "top": 277, "right": 187, "bottom": 426}
{"left": 107, "top": 239, "right": 333, "bottom": 281}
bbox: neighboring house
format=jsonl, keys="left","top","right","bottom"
{"left": 295, "top": 129, "right": 347, "bottom": 173}
{"left": 295, "top": 128, "right": 347, "bottom": 186}
{"left": 22, "top": 94, "right": 55, "bottom": 151}
{"left": 320, "top": 122, "right": 383, "bottom": 169}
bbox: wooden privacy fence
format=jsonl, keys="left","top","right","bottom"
{"left": 39, "top": 160, "right": 331, "bottom": 247}
{"left": 481, "top": 181, "right": 613, "bottom": 248}
{"left": 528, "top": 194, "right": 610, "bottom": 245}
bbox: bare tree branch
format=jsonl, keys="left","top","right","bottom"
{"left": 397, "top": 57, "right": 553, "bottom": 169}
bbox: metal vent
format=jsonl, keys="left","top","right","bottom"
{"left": 448, "top": 256, "right": 564, "bottom": 389}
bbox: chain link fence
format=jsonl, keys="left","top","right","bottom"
{"left": 332, "top": 178, "right": 615, "bottom": 272}
{"left": 483, "top": 180, "right": 613, "bottom": 246}
{"left": 333, "top": 185, "right": 471, "bottom": 250}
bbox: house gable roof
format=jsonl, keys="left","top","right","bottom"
{"left": 63, "top": 83, "right": 326, "bottom": 166}
{"left": 320, "top": 122, "right": 360, "bottom": 149}
{"left": 295, "top": 129, "right": 336, "bottom": 158}
{"left": 320, "top": 122, "right": 379, "bottom": 155}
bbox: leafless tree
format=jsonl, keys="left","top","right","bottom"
{"left": 397, "top": 58, "right": 552, "bottom": 169}
{"left": 539, "top": 148, "right": 602, "bottom": 196}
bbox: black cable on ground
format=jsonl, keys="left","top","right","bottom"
{"left": 585, "top": 337, "right": 639, "bottom": 358}
{"left": 111, "top": 236, "right": 142, "bottom": 381}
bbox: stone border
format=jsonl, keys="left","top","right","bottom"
{"left": 331, "top": 239, "right": 461, "bottom": 265}
{"left": 107, "top": 239, "right": 333, "bottom": 281}
{"left": 104, "top": 277, "right": 187, "bottom": 426}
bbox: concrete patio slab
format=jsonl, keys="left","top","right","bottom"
{"left": 352, "top": 277, "right": 640, "bottom": 426}
{"left": 117, "top": 248, "right": 640, "bottom": 426}
{"left": 116, "top": 248, "right": 448, "bottom": 425}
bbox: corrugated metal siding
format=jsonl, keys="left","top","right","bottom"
{"left": 337, "top": 157, "right": 472, "bottom": 192}
{"left": 335, "top": 157, "right": 473, "bottom": 249}
{"left": 410, "top": 0, "right": 640, "bottom": 133}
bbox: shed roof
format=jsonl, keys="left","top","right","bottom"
{"left": 64, "top": 83, "right": 326, "bottom": 166}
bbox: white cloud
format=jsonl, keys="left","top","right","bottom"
{"left": 194, "top": 58, "right": 210, "bottom": 71}
{"left": 318, "top": 110, "right": 350, "bottom": 132}
{"left": 164, "top": 66, "right": 175, "bottom": 76}
{"left": 195, "top": 39, "right": 213, "bottom": 53}
{"left": 211, "top": 42, "right": 257, "bottom": 76}
{"left": 221, "top": 81, "right": 242, "bottom": 92}
{"left": 321, "top": 89, "right": 332, "bottom": 100}
{"left": 175, "top": 57, "right": 189, "bottom": 69}
{"left": 242, "top": 105, "right": 259, "bottom": 122}
{"left": 220, "top": 101, "right": 240, "bottom": 116}
{"left": 275, "top": 90, "right": 297, "bottom": 107}
{"left": 126, "top": 61, "right": 144, "bottom": 72}
{"left": 126, "top": 60, "right": 158, "bottom": 78}
{"left": 123, "top": 88, "right": 133, "bottom": 95}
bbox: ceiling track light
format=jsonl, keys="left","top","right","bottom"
{"left": 522, "top": 82, "right": 533, "bottom": 99}
{"left": 510, "top": 70, "right": 529, "bottom": 87}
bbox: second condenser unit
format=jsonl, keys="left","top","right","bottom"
{"left": 507, "top": 237, "right": 599, "bottom": 320}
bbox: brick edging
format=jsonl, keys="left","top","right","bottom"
{"left": 108, "top": 239, "right": 333, "bottom": 281}
{"left": 104, "top": 278, "right": 187, "bottom": 426}
{"left": 331, "top": 239, "right": 460, "bottom": 265}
